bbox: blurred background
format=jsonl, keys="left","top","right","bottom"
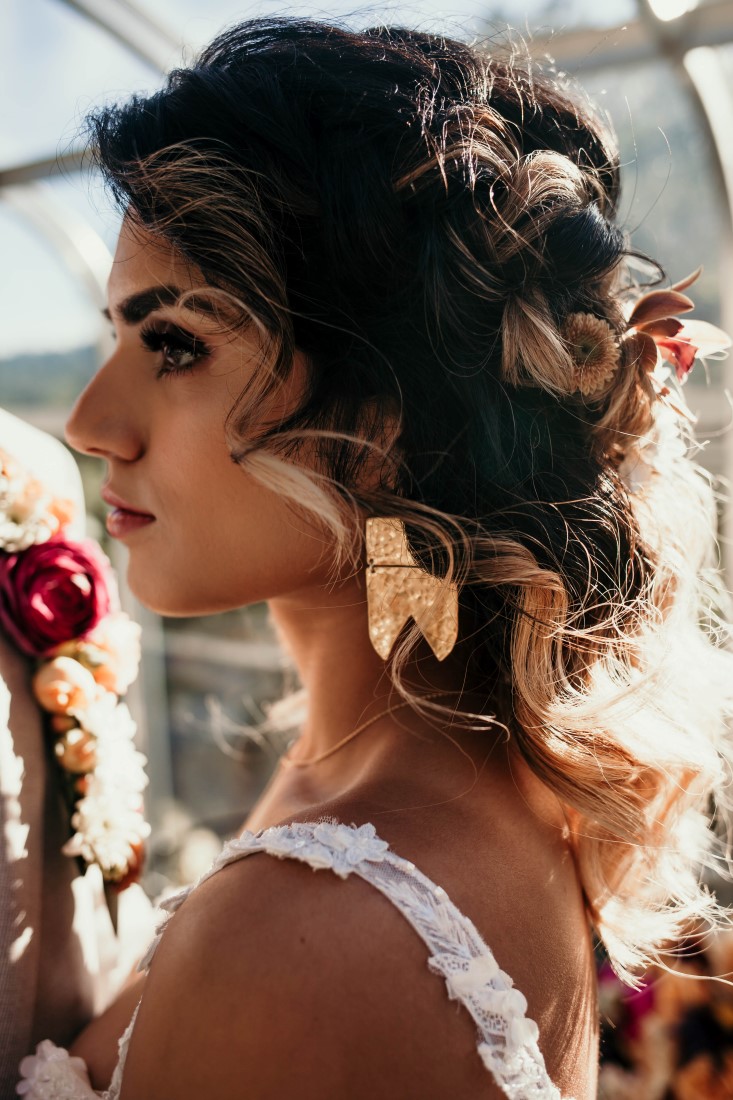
{"left": 2, "top": 0, "right": 733, "bottom": 891}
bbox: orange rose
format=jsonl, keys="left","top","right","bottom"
{"left": 33, "top": 657, "right": 98, "bottom": 715}
{"left": 54, "top": 728, "right": 98, "bottom": 774}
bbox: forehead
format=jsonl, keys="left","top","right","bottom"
{"left": 108, "top": 217, "right": 202, "bottom": 303}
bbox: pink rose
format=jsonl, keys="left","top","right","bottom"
{"left": 0, "top": 538, "right": 115, "bottom": 657}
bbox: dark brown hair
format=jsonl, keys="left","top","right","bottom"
{"left": 87, "top": 18, "right": 733, "bottom": 983}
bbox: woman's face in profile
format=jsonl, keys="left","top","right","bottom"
{"left": 65, "top": 219, "right": 334, "bottom": 616}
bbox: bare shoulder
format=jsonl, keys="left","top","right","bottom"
{"left": 119, "top": 844, "right": 504, "bottom": 1100}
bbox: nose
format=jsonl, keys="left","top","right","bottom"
{"left": 65, "top": 351, "right": 143, "bottom": 463}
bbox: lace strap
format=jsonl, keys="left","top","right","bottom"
{"left": 140, "top": 819, "right": 571, "bottom": 1100}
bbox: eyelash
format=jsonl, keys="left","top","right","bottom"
{"left": 139, "top": 322, "right": 212, "bottom": 378}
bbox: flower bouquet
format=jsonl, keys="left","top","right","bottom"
{"left": 0, "top": 447, "right": 149, "bottom": 924}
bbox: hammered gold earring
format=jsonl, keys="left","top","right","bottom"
{"left": 365, "top": 517, "right": 459, "bottom": 661}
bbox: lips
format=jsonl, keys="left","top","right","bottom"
{"left": 101, "top": 487, "right": 155, "bottom": 519}
{"left": 101, "top": 487, "right": 156, "bottom": 540}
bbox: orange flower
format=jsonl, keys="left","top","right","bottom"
{"left": 54, "top": 728, "right": 98, "bottom": 774}
{"left": 54, "top": 612, "right": 142, "bottom": 695}
{"left": 48, "top": 496, "right": 76, "bottom": 529}
{"left": 32, "top": 656, "right": 98, "bottom": 715}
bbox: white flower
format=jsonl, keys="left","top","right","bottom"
{"left": 507, "top": 1014, "right": 540, "bottom": 1051}
{"left": 275, "top": 829, "right": 341, "bottom": 871}
{"left": 75, "top": 693, "right": 136, "bottom": 742}
{"left": 261, "top": 828, "right": 307, "bottom": 859}
{"left": 0, "top": 516, "right": 54, "bottom": 553}
{"left": 63, "top": 778, "right": 150, "bottom": 880}
{"left": 17, "top": 1039, "right": 92, "bottom": 1095}
{"left": 94, "top": 733, "right": 149, "bottom": 796}
{"left": 477, "top": 1041, "right": 529, "bottom": 1081}
{"left": 443, "top": 952, "right": 501, "bottom": 997}
{"left": 61, "top": 720, "right": 149, "bottom": 880}
{"left": 312, "top": 821, "right": 390, "bottom": 865}
{"left": 485, "top": 986, "right": 528, "bottom": 1017}
{"left": 0, "top": 456, "right": 58, "bottom": 552}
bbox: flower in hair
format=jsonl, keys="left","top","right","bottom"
{"left": 561, "top": 312, "right": 621, "bottom": 396}
{"left": 624, "top": 267, "right": 731, "bottom": 418}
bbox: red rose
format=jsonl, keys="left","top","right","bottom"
{"left": 0, "top": 538, "right": 115, "bottom": 657}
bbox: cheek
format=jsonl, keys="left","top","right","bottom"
{"left": 126, "top": 455, "right": 339, "bottom": 616}
{"left": 126, "top": 363, "right": 341, "bottom": 616}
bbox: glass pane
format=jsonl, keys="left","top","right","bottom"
{"left": 581, "top": 58, "right": 729, "bottom": 409}
{"left": 486, "top": 0, "right": 637, "bottom": 28}
{"left": 47, "top": 169, "right": 123, "bottom": 255}
{"left": 0, "top": 201, "right": 101, "bottom": 407}
{"left": 0, "top": 0, "right": 165, "bottom": 169}
{"left": 150, "top": 0, "right": 637, "bottom": 51}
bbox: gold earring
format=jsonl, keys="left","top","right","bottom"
{"left": 365, "top": 517, "right": 459, "bottom": 662}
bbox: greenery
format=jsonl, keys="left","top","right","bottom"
{"left": 0, "top": 346, "right": 97, "bottom": 407}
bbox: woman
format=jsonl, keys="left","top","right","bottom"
{"left": 18, "top": 18, "right": 733, "bottom": 1099}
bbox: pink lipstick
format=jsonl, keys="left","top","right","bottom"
{"left": 101, "top": 488, "right": 156, "bottom": 539}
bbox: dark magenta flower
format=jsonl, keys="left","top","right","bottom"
{"left": 0, "top": 538, "right": 115, "bottom": 657}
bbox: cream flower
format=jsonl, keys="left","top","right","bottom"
{"left": 0, "top": 450, "right": 59, "bottom": 552}
{"left": 507, "top": 1014, "right": 541, "bottom": 1051}
{"left": 312, "top": 820, "right": 390, "bottom": 865}
{"left": 63, "top": 777, "right": 150, "bottom": 881}
{"left": 76, "top": 692, "right": 136, "bottom": 741}
{"left": 443, "top": 952, "right": 501, "bottom": 997}
{"left": 93, "top": 721, "right": 149, "bottom": 795}
{"left": 17, "top": 1040, "right": 93, "bottom": 1096}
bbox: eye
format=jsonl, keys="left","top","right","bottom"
{"left": 139, "top": 321, "right": 212, "bottom": 378}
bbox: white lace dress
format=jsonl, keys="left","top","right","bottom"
{"left": 17, "top": 819, "right": 574, "bottom": 1100}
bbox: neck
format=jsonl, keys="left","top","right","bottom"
{"left": 267, "top": 570, "right": 482, "bottom": 776}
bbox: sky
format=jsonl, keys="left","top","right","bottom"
{"left": 0, "top": 0, "right": 644, "bottom": 358}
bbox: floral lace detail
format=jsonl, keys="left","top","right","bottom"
{"left": 16, "top": 1041, "right": 97, "bottom": 1099}
{"left": 428, "top": 952, "right": 557, "bottom": 1099}
{"left": 19, "top": 819, "right": 572, "bottom": 1100}
{"left": 136, "top": 819, "right": 570, "bottom": 1100}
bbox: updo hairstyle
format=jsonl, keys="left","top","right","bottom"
{"left": 86, "top": 19, "right": 733, "bottom": 984}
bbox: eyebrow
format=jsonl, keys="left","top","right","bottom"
{"left": 102, "top": 285, "right": 218, "bottom": 325}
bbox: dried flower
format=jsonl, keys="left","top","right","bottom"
{"left": 561, "top": 312, "right": 621, "bottom": 396}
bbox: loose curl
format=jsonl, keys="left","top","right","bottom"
{"left": 86, "top": 18, "right": 733, "bottom": 984}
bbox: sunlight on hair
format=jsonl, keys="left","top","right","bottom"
{"left": 87, "top": 18, "right": 733, "bottom": 987}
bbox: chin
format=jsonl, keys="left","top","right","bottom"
{"left": 126, "top": 567, "right": 199, "bottom": 617}
{"left": 125, "top": 564, "right": 252, "bottom": 618}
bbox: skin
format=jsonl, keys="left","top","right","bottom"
{"left": 65, "top": 218, "right": 599, "bottom": 1099}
